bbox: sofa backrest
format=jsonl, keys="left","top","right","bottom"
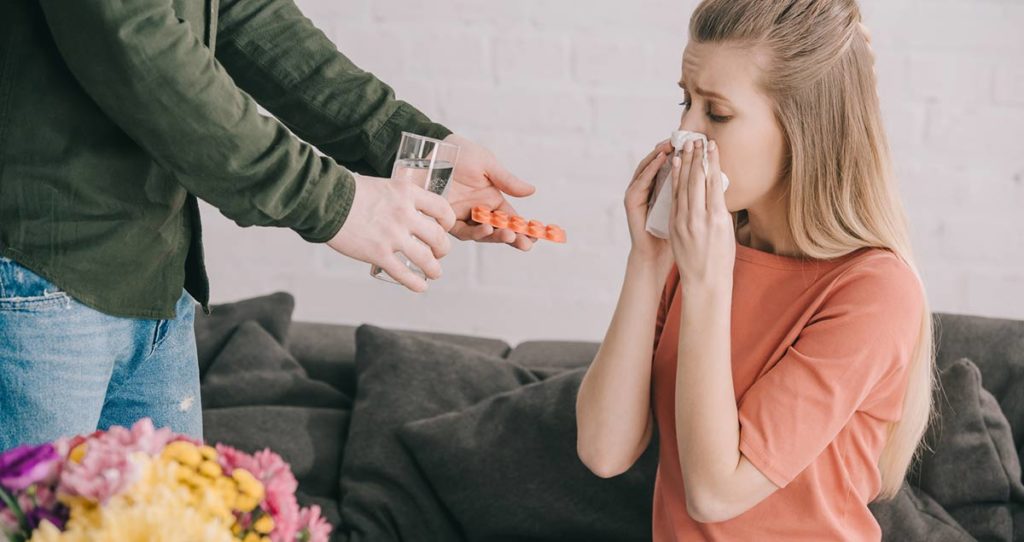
{"left": 288, "top": 312, "right": 1024, "bottom": 439}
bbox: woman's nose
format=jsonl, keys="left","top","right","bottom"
{"left": 678, "top": 109, "right": 704, "bottom": 134}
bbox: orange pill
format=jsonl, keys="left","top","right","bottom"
{"left": 492, "top": 210, "right": 509, "bottom": 228}
{"left": 545, "top": 225, "right": 566, "bottom": 243}
{"left": 471, "top": 206, "right": 492, "bottom": 224}
{"left": 508, "top": 215, "right": 528, "bottom": 234}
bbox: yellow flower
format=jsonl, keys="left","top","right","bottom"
{"left": 68, "top": 443, "right": 87, "bottom": 464}
{"left": 214, "top": 476, "right": 239, "bottom": 507}
{"left": 253, "top": 514, "right": 275, "bottom": 534}
{"left": 232, "top": 468, "right": 265, "bottom": 501}
{"left": 32, "top": 455, "right": 235, "bottom": 542}
{"left": 234, "top": 494, "right": 261, "bottom": 514}
{"left": 199, "top": 460, "right": 223, "bottom": 478}
{"left": 199, "top": 445, "right": 218, "bottom": 461}
{"left": 161, "top": 441, "right": 202, "bottom": 468}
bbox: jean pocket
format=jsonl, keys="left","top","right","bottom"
{"left": 0, "top": 258, "right": 72, "bottom": 310}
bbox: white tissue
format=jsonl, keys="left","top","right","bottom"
{"left": 645, "top": 130, "right": 730, "bottom": 240}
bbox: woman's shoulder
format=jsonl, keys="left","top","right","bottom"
{"left": 826, "top": 247, "right": 926, "bottom": 323}
{"left": 837, "top": 247, "right": 919, "bottom": 286}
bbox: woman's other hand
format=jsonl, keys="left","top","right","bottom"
{"left": 625, "top": 139, "right": 675, "bottom": 274}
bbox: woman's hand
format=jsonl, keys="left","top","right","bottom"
{"left": 625, "top": 139, "right": 675, "bottom": 271}
{"left": 669, "top": 138, "right": 736, "bottom": 290}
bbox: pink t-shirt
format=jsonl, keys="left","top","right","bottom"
{"left": 651, "top": 241, "right": 924, "bottom": 541}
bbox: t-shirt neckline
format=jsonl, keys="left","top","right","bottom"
{"left": 734, "top": 240, "right": 870, "bottom": 270}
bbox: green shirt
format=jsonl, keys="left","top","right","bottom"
{"left": 0, "top": 0, "right": 450, "bottom": 319}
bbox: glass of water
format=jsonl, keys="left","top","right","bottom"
{"left": 370, "top": 132, "right": 460, "bottom": 285}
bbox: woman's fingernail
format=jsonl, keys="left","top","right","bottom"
{"left": 709, "top": 140, "right": 717, "bottom": 152}
{"left": 672, "top": 156, "right": 682, "bottom": 168}
{"left": 684, "top": 140, "right": 694, "bottom": 153}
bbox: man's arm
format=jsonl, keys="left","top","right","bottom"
{"left": 214, "top": 0, "right": 450, "bottom": 177}
{"left": 214, "top": 0, "right": 540, "bottom": 251}
{"left": 38, "top": 0, "right": 354, "bottom": 243}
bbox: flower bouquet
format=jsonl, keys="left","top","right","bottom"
{"left": 0, "top": 419, "right": 330, "bottom": 542}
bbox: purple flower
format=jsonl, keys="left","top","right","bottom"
{"left": 26, "top": 501, "right": 68, "bottom": 531}
{"left": 0, "top": 444, "right": 59, "bottom": 491}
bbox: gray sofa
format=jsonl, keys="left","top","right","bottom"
{"left": 195, "top": 293, "right": 1024, "bottom": 541}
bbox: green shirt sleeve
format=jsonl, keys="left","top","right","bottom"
{"left": 214, "top": 0, "right": 452, "bottom": 177}
{"left": 37, "top": 0, "right": 355, "bottom": 243}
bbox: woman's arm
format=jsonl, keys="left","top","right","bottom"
{"left": 576, "top": 137, "right": 677, "bottom": 479}
{"left": 668, "top": 139, "right": 779, "bottom": 523}
{"left": 674, "top": 284, "right": 779, "bottom": 523}
{"left": 576, "top": 253, "right": 666, "bottom": 478}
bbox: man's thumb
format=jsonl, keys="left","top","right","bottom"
{"left": 487, "top": 162, "right": 536, "bottom": 198}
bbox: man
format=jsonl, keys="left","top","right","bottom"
{"left": 0, "top": 0, "right": 534, "bottom": 450}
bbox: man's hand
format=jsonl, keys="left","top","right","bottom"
{"left": 327, "top": 174, "right": 456, "bottom": 293}
{"left": 443, "top": 133, "right": 537, "bottom": 251}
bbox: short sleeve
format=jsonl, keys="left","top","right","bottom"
{"left": 654, "top": 266, "right": 681, "bottom": 351}
{"left": 737, "top": 256, "right": 925, "bottom": 488}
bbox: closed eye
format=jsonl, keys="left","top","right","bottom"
{"left": 679, "top": 99, "right": 732, "bottom": 123}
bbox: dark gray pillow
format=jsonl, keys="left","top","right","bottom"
{"left": 916, "top": 358, "right": 1024, "bottom": 541}
{"left": 194, "top": 291, "right": 295, "bottom": 376}
{"left": 201, "top": 322, "right": 350, "bottom": 410}
{"left": 202, "top": 405, "right": 349, "bottom": 500}
{"left": 338, "top": 325, "right": 540, "bottom": 542}
{"left": 868, "top": 483, "right": 973, "bottom": 541}
{"left": 931, "top": 313, "right": 1024, "bottom": 457}
{"left": 288, "top": 323, "right": 513, "bottom": 397}
{"left": 398, "top": 369, "right": 656, "bottom": 542}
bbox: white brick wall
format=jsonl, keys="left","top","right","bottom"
{"left": 200, "top": 0, "right": 1024, "bottom": 344}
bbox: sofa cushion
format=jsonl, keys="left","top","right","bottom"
{"left": 194, "top": 292, "right": 295, "bottom": 377}
{"left": 338, "top": 325, "right": 539, "bottom": 542}
{"left": 288, "top": 322, "right": 513, "bottom": 397}
{"left": 202, "top": 405, "right": 349, "bottom": 500}
{"left": 868, "top": 483, "right": 974, "bottom": 541}
{"left": 506, "top": 340, "right": 599, "bottom": 372}
{"left": 201, "top": 322, "right": 349, "bottom": 410}
{"left": 399, "top": 369, "right": 656, "bottom": 542}
{"left": 916, "top": 358, "right": 1024, "bottom": 541}
{"left": 932, "top": 313, "right": 1024, "bottom": 459}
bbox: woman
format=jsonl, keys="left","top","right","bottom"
{"left": 575, "top": 1, "right": 935, "bottom": 540}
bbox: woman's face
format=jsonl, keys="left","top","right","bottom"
{"left": 677, "top": 41, "right": 788, "bottom": 213}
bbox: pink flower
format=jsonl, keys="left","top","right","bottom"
{"left": 297, "top": 505, "right": 331, "bottom": 542}
{"left": 216, "top": 446, "right": 300, "bottom": 542}
{"left": 1, "top": 508, "right": 19, "bottom": 533}
{"left": 58, "top": 418, "right": 177, "bottom": 504}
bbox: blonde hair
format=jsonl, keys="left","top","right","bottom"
{"left": 690, "top": 0, "right": 936, "bottom": 500}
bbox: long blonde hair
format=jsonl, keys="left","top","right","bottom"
{"left": 690, "top": 0, "right": 936, "bottom": 500}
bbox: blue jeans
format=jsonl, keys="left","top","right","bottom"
{"left": 0, "top": 256, "right": 203, "bottom": 451}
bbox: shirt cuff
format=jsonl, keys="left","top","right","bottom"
{"left": 295, "top": 167, "right": 357, "bottom": 244}
{"left": 738, "top": 431, "right": 794, "bottom": 489}
{"left": 365, "top": 102, "right": 452, "bottom": 175}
